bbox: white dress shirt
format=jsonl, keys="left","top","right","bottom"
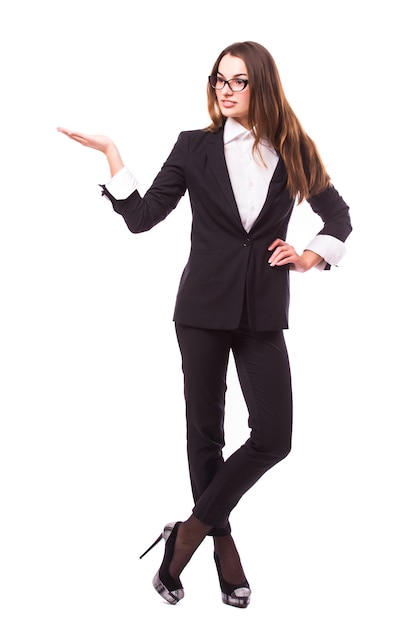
{"left": 105, "top": 118, "right": 346, "bottom": 269}
{"left": 223, "top": 117, "right": 278, "bottom": 232}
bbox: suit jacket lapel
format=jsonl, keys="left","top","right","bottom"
{"left": 205, "top": 130, "right": 289, "bottom": 232}
{"left": 206, "top": 130, "right": 245, "bottom": 228}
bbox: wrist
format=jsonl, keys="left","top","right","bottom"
{"left": 105, "top": 142, "right": 119, "bottom": 160}
{"left": 300, "top": 250, "right": 323, "bottom": 271}
{"left": 106, "top": 144, "right": 124, "bottom": 177}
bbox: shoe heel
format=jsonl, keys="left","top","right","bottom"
{"left": 140, "top": 521, "right": 185, "bottom": 605}
{"left": 139, "top": 533, "right": 163, "bottom": 559}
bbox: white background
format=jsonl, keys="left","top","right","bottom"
{"left": 1, "top": 1, "right": 416, "bottom": 624}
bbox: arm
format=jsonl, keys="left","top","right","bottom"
{"left": 57, "top": 127, "right": 187, "bottom": 233}
{"left": 100, "top": 133, "right": 187, "bottom": 233}
{"left": 268, "top": 185, "right": 352, "bottom": 272}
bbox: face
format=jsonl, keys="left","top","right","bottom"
{"left": 215, "top": 53, "right": 251, "bottom": 129}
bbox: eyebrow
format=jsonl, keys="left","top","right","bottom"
{"left": 217, "top": 71, "right": 248, "bottom": 78}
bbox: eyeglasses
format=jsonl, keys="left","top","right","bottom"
{"left": 208, "top": 75, "right": 249, "bottom": 92}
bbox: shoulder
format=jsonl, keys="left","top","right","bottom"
{"left": 176, "top": 127, "right": 223, "bottom": 145}
{"left": 167, "top": 128, "right": 223, "bottom": 163}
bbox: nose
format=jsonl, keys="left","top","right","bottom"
{"left": 221, "top": 81, "right": 233, "bottom": 94}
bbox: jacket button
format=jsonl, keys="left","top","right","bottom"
{"left": 243, "top": 238, "right": 251, "bottom": 247}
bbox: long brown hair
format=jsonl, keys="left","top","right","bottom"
{"left": 206, "top": 41, "right": 330, "bottom": 202}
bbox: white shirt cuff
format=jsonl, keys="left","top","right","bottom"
{"left": 304, "top": 234, "right": 347, "bottom": 270}
{"left": 104, "top": 166, "right": 139, "bottom": 200}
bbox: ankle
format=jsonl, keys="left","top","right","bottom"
{"left": 179, "top": 515, "right": 212, "bottom": 546}
{"left": 213, "top": 534, "right": 239, "bottom": 557}
{"left": 213, "top": 535, "right": 247, "bottom": 585}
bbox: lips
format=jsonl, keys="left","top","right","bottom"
{"left": 221, "top": 100, "right": 236, "bottom": 108}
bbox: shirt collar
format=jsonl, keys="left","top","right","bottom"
{"left": 223, "top": 117, "right": 253, "bottom": 144}
{"left": 223, "top": 117, "right": 278, "bottom": 162}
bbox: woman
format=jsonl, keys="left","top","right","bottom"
{"left": 58, "top": 41, "right": 352, "bottom": 609}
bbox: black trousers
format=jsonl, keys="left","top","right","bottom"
{"left": 175, "top": 309, "right": 293, "bottom": 536}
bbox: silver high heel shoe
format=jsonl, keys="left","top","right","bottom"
{"left": 140, "top": 521, "right": 184, "bottom": 605}
{"left": 214, "top": 552, "right": 251, "bottom": 608}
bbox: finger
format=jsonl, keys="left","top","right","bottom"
{"left": 60, "top": 131, "right": 93, "bottom": 148}
{"left": 267, "top": 238, "right": 285, "bottom": 251}
{"left": 57, "top": 127, "right": 88, "bottom": 142}
{"left": 269, "top": 247, "right": 296, "bottom": 266}
{"left": 274, "top": 253, "right": 298, "bottom": 266}
{"left": 57, "top": 127, "right": 79, "bottom": 137}
{"left": 268, "top": 247, "right": 286, "bottom": 265}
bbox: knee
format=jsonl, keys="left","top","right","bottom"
{"left": 268, "top": 439, "right": 292, "bottom": 465}
{"left": 250, "top": 435, "right": 292, "bottom": 466}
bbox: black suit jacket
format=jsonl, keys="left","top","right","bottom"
{"left": 101, "top": 128, "right": 352, "bottom": 331}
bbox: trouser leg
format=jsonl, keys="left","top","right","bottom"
{"left": 193, "top": 325, "right": 292, "bottom": 528}
{"left": 175, "top": 323, "right": 232, "bottom": 536}
{"left": 175, "top": 322, "right": 293, "bottom": 531}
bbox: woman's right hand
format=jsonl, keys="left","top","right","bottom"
{"left": 57, "top": 127, "right": 125, "bottom": 177}
{"left": 57, "top": 127, "right": 114, "bottom": 153}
